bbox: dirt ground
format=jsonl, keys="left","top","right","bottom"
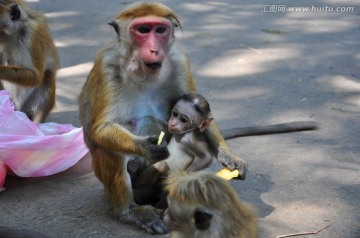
{"left": 1, "top": 0, "right": 359, "bottom": 237}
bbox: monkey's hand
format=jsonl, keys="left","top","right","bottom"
{"left": 137, "top": 136, "right": 169, "bottom": 161}
{"left": 218, "top": 149, "right": 247, "bottom": 180}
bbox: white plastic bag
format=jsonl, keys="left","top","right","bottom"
{"left": 0, "top": 90, "right": 89, "bottom": 190}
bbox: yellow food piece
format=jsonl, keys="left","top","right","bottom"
{"left": 157, "top": 131, "right": 165, "bottom": 145}
{"left": 215, "top": 168, "right": 239, "bottom": 180}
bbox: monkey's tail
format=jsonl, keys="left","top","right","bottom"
{"left": 221, "top": 121, "right": 318, "bottom": 139}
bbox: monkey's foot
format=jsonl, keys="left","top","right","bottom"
{"left": 122, "top": 204, "right": 169, "bottom": 234}
{"left": 127, "top": 159, "right": 139, "bottom": 175}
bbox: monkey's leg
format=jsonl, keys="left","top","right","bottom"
{"left": 0, "top": 66, "right": 41, "bottom": 87}
{"left": 133, "top": 186, "right": 163, "bottom": 206}
{"left": 92, "top": 149, "right": 169, "bottom": 234}
{"left": 20, "top": 70, "right": 56, "bottom": 122}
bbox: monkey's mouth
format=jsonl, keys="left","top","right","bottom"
{"left": 144, "top": 62, "right": 162, "bottom": 70}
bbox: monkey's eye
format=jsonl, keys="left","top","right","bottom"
{"left": 137, "top": 26, "right": 151, "bottom": 34}
{"left": 10, "top": 3, "right": 21, "bottom": 21}
{"left": 172, "top": 111, "right": 178, "bottom": 117}
{"left": 180, "top": 117, "right": 188, "bottom": 123}
{"left": 156, "top": 26, "right": 167, "bottom": 34}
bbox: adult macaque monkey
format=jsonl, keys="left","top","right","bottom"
{"left": 0, "top": 0, "right": 59, "bottom": 122}
{"left": 132, "top": 93, "right": 217, "bottom": 189}
{"left": 164, "top": 171, "right": 257, "bottom": 238}
{"left": 79, "top": 2, "right": 247, "bottom": 234}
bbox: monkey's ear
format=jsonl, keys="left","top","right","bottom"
{"left": 194, "top": 209, "right": 212, "bottom": 231}
{"left": 170, "top": 17, "right": 183, "bottom": 31}
{"left": 171, "top": 19, "right": 179, "bottom": 28}
{"left": 198, "top": 117, "right": 214, "bottom": 132}
{"left": 10, "top": 4, "right": 21, "bottom": 21}
{"left": 108, "top": 20, "right": 120, "bottom": 36}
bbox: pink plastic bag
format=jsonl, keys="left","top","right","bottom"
{"left": 0, "top": 90, "right": 89, "bottom": 191}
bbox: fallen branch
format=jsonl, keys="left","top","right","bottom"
{"left": 276, "top": 224, "right": 333, "bottom": 238}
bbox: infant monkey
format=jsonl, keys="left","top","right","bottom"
{"left": 132, "top": 93, "right": 217, "bottom": 189}
{"left": 164, "top": 171, "right": 257, "bottom": 238}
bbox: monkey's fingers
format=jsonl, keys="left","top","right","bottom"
{"left": 215, "top": 168, "right": 240, "bottom": 180}
{"left": 144, "top": 136, "right": 169, "bottom": 160}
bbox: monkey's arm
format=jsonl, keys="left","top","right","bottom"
{"left": 221, "top": 121, "right": 318, "bottom": 139}
{"left": 207, "top": 122, "right": 248, "bottom": 179}
{"left": 185, "top": 142, "right": 214, "bottom": 172}
{"left": 90, "top": 117, "right": 169, "bottom": 160}
{"left": 0, "top": 65, "right": 42, "bottom": 87}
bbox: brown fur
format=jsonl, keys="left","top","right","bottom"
{"left": 115, "top": 2, "right": 182, "bottom": 30}
{"left": 165, "top": 171, "right": 257, "bottom": 238}
{"left": 79, "top": 2, "right": 247, "bottom": 234}
{"left": 0, "top": 0, "right": 59, "bottom": 122}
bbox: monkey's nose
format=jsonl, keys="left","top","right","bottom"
{"left": 145, "top": 62, "right": 162, "bottom": 69}
{"left": 150, "top": 49, "right": 159, "bottom": 54}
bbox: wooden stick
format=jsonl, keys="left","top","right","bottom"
{"left": 276, "top": 224, "right": 333, "bottom": 238}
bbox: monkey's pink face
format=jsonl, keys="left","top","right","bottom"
{"left": 129, "top": 17, "right": 172, "bottom": 75}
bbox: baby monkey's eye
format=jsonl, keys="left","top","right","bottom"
{"left": 180, "top": 117, "right": 188, "bottom": 123}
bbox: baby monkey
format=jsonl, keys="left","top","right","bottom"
{"left": 164, "top": 171, "right": 257, "bottom": 238}
{"left": 132, "top": 93, "right": 217, "bottom": 189}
